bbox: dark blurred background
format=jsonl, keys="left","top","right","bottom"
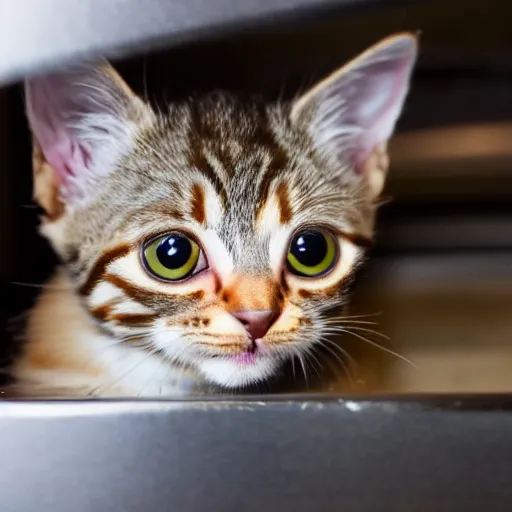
{"left": 1, "top": 0, "right": 512, "bottom": 392}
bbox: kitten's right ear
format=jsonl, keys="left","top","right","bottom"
{"left": 290, "top": 33, "right": 417, "bottom": 199}
{"left": 25, "top": 61, "right": 154, "bottom": 217}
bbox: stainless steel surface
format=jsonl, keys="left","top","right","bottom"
{"left": 0, "top": 397, "right": 512, "bottom": 512}
{"left": 0, "top": 0, "right": 423, "bottom": 86}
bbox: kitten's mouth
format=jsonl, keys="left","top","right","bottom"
{"left": 213, "top": 338, "right": 265, "bottom": 366}
{"left": 225, "top": 352, "right": 258, "bottom": 365}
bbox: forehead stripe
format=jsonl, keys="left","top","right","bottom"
{"left": 188, "top": 105, "right": 228, "bottom": 205}
{"left": 190, "top": 183, "right": 206, "bottom": 224}
{"left": 256, "top": 145, "right": 289, "bottom": 215}
{"left": 188, "top": 149, "right": 228, "bottom": 206}
{"left": 276, "top": 181, "right": 292, "bottom": 224}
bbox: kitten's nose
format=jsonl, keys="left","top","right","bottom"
{"left": 232, "top": 310, "right": 278, "bottom": 340}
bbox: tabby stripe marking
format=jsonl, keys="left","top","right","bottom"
{"left": 80, "top": 244, "right": 131, "bottom": 296}
{"left": 188, "top": 103, "right": 228, "bottom": 205}
{"left": 276, "top": 181, "right": 292, "bottom": 224}
{"left": 110, "top": 313, "right": 157, "bottom": 327}
{"left": 255, "top": 147, "right": 289, "bottom": 215}
{"left": 190, "top": 183, "right": 206, "bottom": 224}
{"left": 91, "top": 302, "right": 155, "bottom": 328}
{"left": 105, "top": 274, "right": 204, "bottom": 308}
{"left": 105, "top": 274, "right": 164, "bottom": 304}
{"left": 298, "top": 285, "right": 339, "bottom": 299}
{"left": 91, "top": 303, "right": 115, "bottom": 321}
{"left": 188, "top": 149, "right": 228, "bottom": 206}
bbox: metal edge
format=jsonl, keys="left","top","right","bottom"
{"left": 0, "top": 0, "right": 425, "bottom": 85}
{"left": 3, "top": 393, "right": 512, "bottom": 413}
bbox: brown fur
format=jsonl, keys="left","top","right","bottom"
{"left": 32, "top": 143, "right": 64, "bottom": 220}
{"left": 80, "top": 244, "right": 131, "bottom": 296}
{"left": 190, "top": 183, "right": 207, "bottom": 224}
{"left": 276, "top": 181, "right": 292, "bottom": 224}
{"left": 222, "top": 276, "right": 284, "bottom": 312}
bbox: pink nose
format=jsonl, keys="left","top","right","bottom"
{"left": 231, "top": 310, "right": 278, "bottom": 340}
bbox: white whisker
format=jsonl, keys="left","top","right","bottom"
{"left": 297, "top": 352, "right": 309, "bottom": 386}
{"left": 327, "top": 327, "right": 417, "bottom": 369}
{"left": 321, "top": 325, "right": 391, "bottom": 341}
{"left": 317, "top": 338, "right": 355, "bottom": 385}
{"left": 87, "top": 342, "right": 158, "bottom": 396}
{"left": 321, "top": 319, "right": 381, "bottom": 326}
{"left": 290, "top": 355, "right": 297, "bottom": 382}
{"left": 10, "top": 281, "right": 70, "bottom": 291}
{"left": 136, "top": 356, "right": 165, "bottom": 397}
{"left": 304, "top": 349, "right": 322, "bottom": 377}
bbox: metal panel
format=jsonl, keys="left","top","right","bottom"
{"left": 0, "top": 0, "right": 424, "bottom": 85}
{"left": 0, "top": 396, "right": 511, "bottom": 511}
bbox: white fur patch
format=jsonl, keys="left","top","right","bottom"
{"left": 198, "top": 356, "right": 279, "bottom": 388}
{"left": 201, "top": 229, "right": 234, "bottom": 280}
{"left": 203, "top": 180, "right": 224, "bottom": 229}
{"left": 268, "top": 224, "right": 293, "bottom": 279}
{"left": 88, "top": 280, "right": 123, "bottom": 307}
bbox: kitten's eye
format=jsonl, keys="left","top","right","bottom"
{"left": 286, "top": 230, "right": 338, "bottom": 278}
{"left": 143, "top": 233, "right": 206, "bottom": 281}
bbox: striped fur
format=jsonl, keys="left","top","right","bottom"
{"left": 12, "top": 34, "right": 417, "bottom": 397}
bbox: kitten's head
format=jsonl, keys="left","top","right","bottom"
{"left": 25, "top": 34, "right": 417, "bottom": 389}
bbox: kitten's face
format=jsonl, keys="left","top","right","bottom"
{"left": 26, "top": 34, "right": 417, "bottom": 389}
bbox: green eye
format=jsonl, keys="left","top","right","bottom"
{"left": 143, "top": 233, "right": 204, "bottom": 281}
{"left": 286, "top": 230, "right": 338, "bottom": 277}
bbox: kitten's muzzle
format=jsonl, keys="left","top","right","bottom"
{"left": 231, "top": 310, "right": 278, "bottom": 341}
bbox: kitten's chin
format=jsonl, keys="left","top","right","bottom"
{"left": 197, "top": 356, "right": 280, "bottom": 389}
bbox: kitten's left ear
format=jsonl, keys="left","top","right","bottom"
{"left": 291, "top": 33, "right": 418, "bottom": 198}
{"left": 25, "top": 60, "right": 154, "bottom": 217}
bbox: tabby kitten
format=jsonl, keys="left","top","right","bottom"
{"left": 11, "top": 33, "right": 417, "bottom": 397}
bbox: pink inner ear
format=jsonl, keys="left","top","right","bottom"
{"left": 353, "top": 58, "right": 411, "bottom": 173}
{"left": 27, "top": 78, "right": 94, "bottom": 200}
{"left": 42, "top": 134, "right": 93, "bottom": 200}
{"left": 25, "top": 64, "right": 133, "bottom": 205}
{"left": 45, "top": 136, "right": 90, "bottom": 180}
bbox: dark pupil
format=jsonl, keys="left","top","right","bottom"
{"left": 156, "top": 235, "right": 192, "bottom": 269}
{"left": 290, "top": 232, "right": 327, "bottom": 267}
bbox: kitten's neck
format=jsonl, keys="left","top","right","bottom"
{"left": 12, "top": 268, "right": 203, "bottom": 397}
